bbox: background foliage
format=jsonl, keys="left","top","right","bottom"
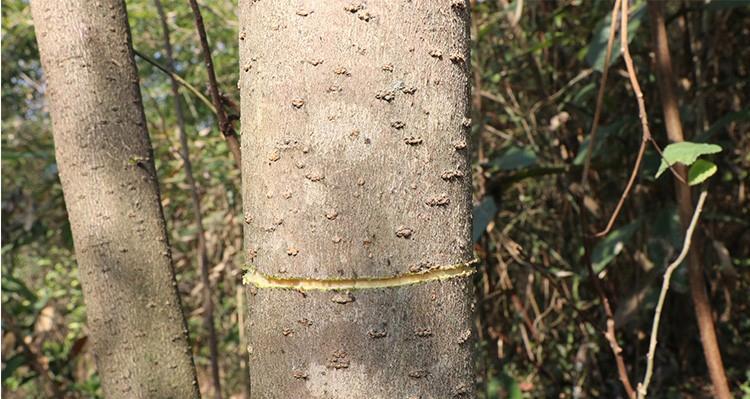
{"left": 2, "top": 0, "right": 749, "bottom": 398}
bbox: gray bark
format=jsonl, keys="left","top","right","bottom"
{"left": 240, "top": 1, "right": 477, "bottom": 397}
{"left": 30, "top": 1, "right": 200, "bottom": 397}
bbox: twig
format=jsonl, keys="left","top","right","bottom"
{"left": 636, "top": 190, "right": 708, "bottom": 399}
{"left": 620, "top": 0, "right": 651, "bottom": 145}
{"left": 594, "top": 137, "right": 647, "bottom": 238}
{"left": 582, "top": 231, "right": 637, "bottom": 399}
{"left": 583, "top": 218, "right": 637, "bottom": 398}
{"left": 594, "top": 0, "right": 685, "bottom": 238}
{"left": 188, "top": 0, "right": 241, "bottom": 168}
{"left": 575, "top": 2, "right": 637, "bottom": 396}
{"left": 581, "top": 0, "right": 621, "bottom": 190}
{"left": 133, "top": 49, "right": 216, "bottom": 114}
{"left": 154, "top": 1, "right": 221, "bottom": 398}
{"left": 594, "top": 0, "right": 648, "bottom": 238}
{"left": 579, "top": 228, "right": 638, "bottom": 399}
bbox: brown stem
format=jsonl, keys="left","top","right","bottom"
{"left": 581, "top": 0, "right": 621, "bottom": 191}
{"left": 595, "top": 0, "right": 652, "bottom": 239}
{"left": 581, "top": 231, "right": 637, "bottom": 399}
{"left": 576, "top": 2, "right": 640, "bottom": 397}
{"left": 156, "top": 1, "right": 222, "bottom": 398}
{"left": 594, "top": 136, "right": 647, "bottom": 238}
{"left": 595, "top": 0, "right": 685, "bottom": 238}
{"left": 638, "top": 191, "right": 708, "bottom": 398}
{"left": 188, "top": 0, "right": 241, "bottom": 169}
{"left": 647, "top": 3, "right": 731, "bottom": 398}
{"left": 133, "top": 49, "right": 216, "bottom": 115}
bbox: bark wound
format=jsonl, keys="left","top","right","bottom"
{"left": 242, "top": 1, "right": 476, "bottom": 396}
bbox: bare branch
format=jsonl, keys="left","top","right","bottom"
{"left": 188, "top": 0, "right": 241, "bottom": 169}
{"left": 637, "top": 190, "right": 708, "bottom": 399}
{"left": 133, "top": 49, "right": 216, "bottom": 114}
{"left": 156, "top": 0, "right": 222, "bottom": 398}
{"left": 581, "top": 0, "right": 621, "bottom": 190}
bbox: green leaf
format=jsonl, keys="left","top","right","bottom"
{"left": 585, "top": 1, "right": 646, "bottom": 72}
{"left": 655, "top": 142, "right": 722, "bottom": 178}
{"left": 472, "top": 197, "right": 498, "bottom": 243}
{"left": 487, "top": 371, "right": 523, "bottom": 399}
{"left": 571, "top": 82, "right": 596, "bottom": 107}
{"left": 592, "top": 219, "right": 641, "bottom": 272}
{"left": 1, "top": 353, "right": 28, "bottom": 383}
{"left": 493, "top": 146, "right": 537, "bottom": 171}
{"left": 688, "top": 159, "right": 718, "bottom": 185}
{"left": 1, "top": 273, "right": 38, "bottom": 302}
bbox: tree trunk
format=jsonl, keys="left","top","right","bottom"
{"left": 240, "top": 1, "right": 477, "bottom": 397}
{"left": 647, "top": 3, "right": 732, "bottom": 398}
{"left": 30, "top": 1, "right": 200, "bottom": 397}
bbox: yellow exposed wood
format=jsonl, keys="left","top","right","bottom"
{"left": 243, "top": 260, "right": 478, "bottom": 291}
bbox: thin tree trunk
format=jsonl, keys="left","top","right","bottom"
{"left": 240, "top": 1, "right": 477, "bottom": 397}
{"left": 647, "top": 3, "right": 732, "bottom": 399}
{"left": 153, "top": 1, "right": 223, "bottom": 397}
{"left": 30, "top": 1, "right": 200, "bottom": 397}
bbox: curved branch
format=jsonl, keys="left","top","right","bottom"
{"left": 637, "top": 190, "right": 708, "bottom": 399}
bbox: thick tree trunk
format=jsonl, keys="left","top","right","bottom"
{"left": 30, "top": 1, "right": 200, "bottom": 397}
{"left": 240, "top": 1, "right": 477, "bottom": 397}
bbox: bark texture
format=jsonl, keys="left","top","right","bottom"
{"left": 240, "top": 1, "right": 477, "bottom": 397}
{"left": 30, "top": 1, "right": 200, "bottom": 397}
